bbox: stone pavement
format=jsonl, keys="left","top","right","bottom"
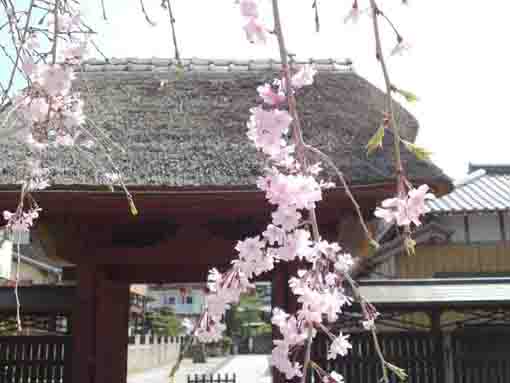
{"left": 216, "top": 354, "right": 272, "bottom": 383}
{"left": 127, "top": 356, "right": 234, "bottom": 383}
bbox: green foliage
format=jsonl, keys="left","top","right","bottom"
{"left": 366, "top": 125, "right": 385, "bottom": 155}
{"left": 401, "top": 139, "right": 433, "bottom": 161}
{"left": 394, "top": 87, "right": 420, "bottom": 103}
{"left": 226, "top": 290, "right": 268, "bottom": 338}
{"left": 386, "top": 362, "right": 408, "bottom": 381}
{"left": 146, "top": 307, "right": 182, "bottom": 336}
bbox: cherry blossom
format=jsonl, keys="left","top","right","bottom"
{"left": 243, "top": 17, "right": 268, "bottom": 44}
{"left": 291, "top": 64, "right": 317, "bottom": 89}
{"left": 344, "top": 3, "right": 361, "bottom": 24}
{"left": 257, "top": 82, "right": 286, "bottom": 105}
{"left": 323, "top": 372, "right": 345, "bottom": 383}
{"left": 247, "top": 107, "right": 292, "bottom": 158}
{"left": 328, "top": 333, "right": 352, "bottom": 360}
{"left": 263, "top": 224, "right": 286, "bottom": 246}
{"left": 375, "top": 184, "right": 434, "bottom": 227}
{"left": 239, "top": 0, "right": 259, "bottom": 18}
{"left": 390, "top": 38, "right": 412, "bottom": 56}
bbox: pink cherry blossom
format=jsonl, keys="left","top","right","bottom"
{"left": 291, "top": 64, "right": 317, "bottom": 89}
{"left": 323, "top": 372, "right": 345, "bottom": 383}
{"left": 271, "top": 344, "right": 303, "bottom": 380}
{"left": 391, "top": 38, "right": 412, "bottom": 56}
{"left": 271, "top": 206, "right": 301, "bottom": 231}
{"left": 407, "top": 184, "right": 434, "bottom": 225}
{"left": 239, "top": 0, "right": 259, "bottom": 18}
{"left": 232, "top": 236, "right": 274, "bottom": 278}
{"left": 375, "top": 184, "right": 434, "bottom": 227}
{"left": 257, "top": 83, "right": 286, "bottom": 105}
{"left": 247, "top": 107, "right": 292, "bottom": 158}
{"left": 263, "top": 224, "right": 285, "bottom": 245}
{"left": 327, "top": 333, "right": 352, "bottom": 359}
{"left": 36, "top": 64, "right": 74, "bottom": 96}
{"left": 243, "top": 17, "right": 267, "bottom": 44}
{"left": 334, "top": 253, "right": 354, "bottom": 274}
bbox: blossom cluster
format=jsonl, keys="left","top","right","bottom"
{"left": 192, "top": 3, "right": 361, "bottom": 383}
{"left": 14, "top": 7, "right": 88, "bottom": 151}
{"left": 375, "top": 184, "right": 434, "bottom": 227}
{"left": 2, "top": 2, "right": 92, "bottom": 239}
{"left": 239, "top": 0, "right": 268, "bottom": 44}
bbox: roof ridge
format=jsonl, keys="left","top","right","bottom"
{"left": 79, "top": 57, "right": 354, "bottom": 74}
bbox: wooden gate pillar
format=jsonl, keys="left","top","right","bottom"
{"left": 95, "top": 269, "right": 130, "bottom": 383}
{"left": 72, "top": 265, "right": 97, "bottom": 383}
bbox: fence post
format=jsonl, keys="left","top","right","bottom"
{"left": 431, "top": 309, "right": 445, "bottom": 383}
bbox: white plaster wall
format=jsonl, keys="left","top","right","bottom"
{"left": 438, "top": 216, "right": 466, "bottom": 243}
{"left": 469, "top": 214, "right": 501, "bottom": 242}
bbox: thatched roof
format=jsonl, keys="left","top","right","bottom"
{"left": 0, "top": 58, "right": 448, "bottom": 189}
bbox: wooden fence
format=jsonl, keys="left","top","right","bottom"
{"left": 187, "top": 373, "right": 236, "bottom": 383}
{"left": 0, "top": 335, "right": 72, "bottom": 383}
{"left": 313, "top": 328, "right": 510, "bottom": 383}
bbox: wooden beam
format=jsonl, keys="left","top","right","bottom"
{"left": 91, "top": 224, "right": 237, "bottom": 265}
{"left": 106, "top": 264, "right": 230, "bottom": 284}
{"left": 0, "top": 286, "right": 74, "bottom": 314}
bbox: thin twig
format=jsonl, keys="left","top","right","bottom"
{"left": 312, "top": 0, "right": 320, "bottom": 32}
{"left": 305, "top": 144, "right": 373, "bottom": 243}
{"left": 89, "top": 39, "right": 109, "bottom": 61}
{"left": 368, "top": 0, "right": 403, "bottom": 177}
{"left": 100, "top": 0, "right": 107, "bottom": 20}
{"left": 15, "top": 242, "right": 22, "bottom": 332}
{"left": 343, "top": 272, "right": 389, "bottom": 382}
{"left": 1, "top": 0, "right": 35, "bottom": 104}
{"left": 139, "top": 0, "right": 157, "bottom": 26}
{"left": 164, "top": 0, "right": 181, "bottom": 65}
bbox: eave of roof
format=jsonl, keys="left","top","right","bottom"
{"left": 357, "top": 277, "right": 510, "bottom": 308}
{"left": 427, "top": 170, "right": 510, "bottom": 214}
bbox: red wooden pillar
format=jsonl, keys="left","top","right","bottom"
{"left": 72, "top": 265, "right": 97, "bottom": 383}
{"left": 95, "top": 269, "right": 130, "bottom": 383}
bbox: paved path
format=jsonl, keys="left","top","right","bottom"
{"left": 127, "top": 356, "right": 233, "bottom": 383}
{"left": 216, "top": 355, "right": 271, "bottom": 383}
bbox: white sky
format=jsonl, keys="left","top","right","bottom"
{"left": 82, "top": 0, "right": 510, "bottom": 181}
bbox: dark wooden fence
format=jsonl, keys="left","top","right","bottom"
{"left": 450, "top": 327, "right": 510, "bottom": 383}
{"left": 314, "top": 331, "right": 441, "bottom": 383}
{"left": 187, "top": 373, "right": 236, "bottom": 383}
{"left": 0, "top": 336, "right": 72, "bottom": 383}
{"left": 313, "top": 328, "right": 510, "bottom": 383}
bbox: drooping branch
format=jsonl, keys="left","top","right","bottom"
{"left": 1, "top": 0, "right": 35, "bottom": 106}
{"left": 139, "top": 0, "right": 157, "bottom": 26}
{"left": 270, "top": 1, "right": 321, "bottom": 380}
{"left": 368, "top": 0, "right": 403, "bottom": 178}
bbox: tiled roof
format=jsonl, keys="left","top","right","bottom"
{"left": 427, "top": 168, "right": 510, "bottom": 214}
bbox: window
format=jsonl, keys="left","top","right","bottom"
{"left": 166, "top": 296, "right": 176, "bottom": 305}
{"left": 185, "top": 296, "right": 193, "bottom": 305}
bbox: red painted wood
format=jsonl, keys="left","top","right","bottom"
{"left": 94, "top": 269, "right": 130, "bottom": 383}
{"left": 72, "top": 265, "right": 96, "bottom": 383}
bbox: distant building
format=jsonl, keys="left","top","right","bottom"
{"left": 146, "top": 283, "right": 206, "bottom": 318}
{"left": 373, "top": 163, "right": 510, "bottom": 278}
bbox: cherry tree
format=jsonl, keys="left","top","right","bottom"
{"left": 0, "top": 1, "right": 434, "bottom": 382}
